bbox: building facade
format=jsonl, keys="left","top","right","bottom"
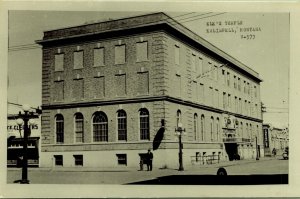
{"left": 263, "top": 124, "right": 289, "bottom": 156}
{"left": 37, "top": 12, "right": 263, "bottom": 168}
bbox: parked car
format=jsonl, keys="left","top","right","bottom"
{"left": 282, "top": 152, "right": 288, "bottom": 160}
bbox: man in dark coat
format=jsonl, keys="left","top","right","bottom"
{"left": 146, "top": 149, "right": 153, "bottom": 171}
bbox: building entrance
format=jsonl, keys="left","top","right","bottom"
{"left": 224, "top": 143, "right": 239, "bottom": 161}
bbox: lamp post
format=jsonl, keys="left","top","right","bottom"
{"left": 16, "top": 104, "right": 41, "bottom": 184}
{"left": 175, "top": 122, "right": 185, "bottom": 171}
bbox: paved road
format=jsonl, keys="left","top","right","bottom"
{"left": 7, "top": 157, "right": 288, "bottom": 185}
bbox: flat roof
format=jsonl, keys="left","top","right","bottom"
{"left": 37, "top": 12, "right": 262, "bottom": 82}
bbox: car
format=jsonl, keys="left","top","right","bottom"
{"left": 282, "top": 152, "right": 288, "bottom": 160}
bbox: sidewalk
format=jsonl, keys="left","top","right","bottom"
{"left": 7, "top": 156, "right": 278, "bottom": 173}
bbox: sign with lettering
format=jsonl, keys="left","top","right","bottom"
{"left": 7, "top": 118, "right": 41, "bottom": 138}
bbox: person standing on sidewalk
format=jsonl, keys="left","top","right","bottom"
{"left": 146, "top": 149, "right": 153, "bottom": 171}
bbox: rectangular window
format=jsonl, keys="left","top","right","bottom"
{"left": 74, "top": 51, "right": 83, "bottom": 69}
{"left": 222, "top": 69, "right": 226, "bottom": 85}
{"left": 209, "top": 87, "right": 213, "bottom": 106}
{"left": 55, "top": 54, "right": 64, "bottom": 71}
{"left": 175, "top": 45, "right": 180, "bottom": 65}
{"left": 72, "top": 79, "right": 84, "bottom": 100}
{"left": 214, "top": 65, "right": 218, "bottom": 81}
{"left": 227, "top": 72, "right": 230, "bottom": 86}
{"left": 74, "top": 155, "right": 83, "bottom": 166}
{"left": 199, "top": 57, "right": 203, "bottom": 75}
{"left": 115, "top": 74, "right": 126, "bottom": 96}
{"left": 223, "top": 92, "right": 227, "bottom": 109}
{"left": 247, "top": 82, "right": 250, "bottom": 95}
{"left": 234, "top": 76, "right": 237, "bottom": 89}
{"left": 192, "top": 81, "right": 197, "bottom": 102}
{"left": 239, "top": 98, "right": 243, "bottom": 113}
{"left": 238, "top": 77, "right": 241, "bottom": 91}
{"left": 215, "top": 89, "right": 219, "bottom": 107}
{"left": 244, "top": 81, "right": 246, "bottom": 93}
{"left": 54, "top": 81, "right": 64, "bottom": 101}
{"left": 175, "top": 74, "right": 181, "bottom": 98}
{"left": 199, "top": 83, "right": 204, "bottom": 102}
{"left": 116, "top": 154, "right": 127, "bottom": 165}
{"left": 93, "top": 76, "right": 105, "bottom": 98}
{"left": 191, "top": 53, "right": 196, "bottom": 71}
{"left": 115, "top": 45, "right": 126, "bottom": 64}
{"left": 254, "top": 86, "right": 257, "bottom": 97}
{"left": 137, "top": 72, "right": 149, "bottom": 95}
{"left": 136, "top": 41, "right": 148, "bottom": 62}
{"left": 228, "top": 94, "right": 231, "bottom": 109}
{"left": 93, "top": 48, "right": 105, "bottom": 66}
{"left": 54, "top": 155, "right": 63, "bottom": 166}
{"left": 235, "top": 96, "right": 238, "bottom": 112}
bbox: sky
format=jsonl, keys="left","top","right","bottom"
{"left": 7, "top": 11, "right": 289, "bottom": 128}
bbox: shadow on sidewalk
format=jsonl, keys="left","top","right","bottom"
{"left": 127, "top": 174, "right": 288, "bottom": 185}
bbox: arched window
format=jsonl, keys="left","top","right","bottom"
{"left": 201, "top": 115, "right": 205, "bottom": 141}
{"left": 140, "top": 108, "right": 150, "bottom": 140}
{"left": 93, "top": 112, "right": 108, "bottom": 142}
{"left": 210, "top": 116, "right": 214, "bottom": 142}
{"left": 176, "top": 110, "right": 181, "bottom": 127}
{"left": 216, "top": 117, "right": 220, "bottom": 142}
{"left": 194, "top": 114, "right": 198, "bottom": 140}
{"left": 74, "top": 113, "right": 84, "bottom": 143}
{"left": 55, "top": 114, "right": 64, "bottom": 143}
{"left": 117, "top": 110, "right": 127, "bottom": 141}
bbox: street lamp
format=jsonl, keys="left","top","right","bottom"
{"left": 175, "top": 122, "right": 185, "bottom": 171}
{"left": 16, "top": 104, "right": 41, "bottom": 184}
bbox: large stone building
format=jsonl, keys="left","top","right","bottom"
{"left": 36, "top": 12, "right": 263, "bottom": 168}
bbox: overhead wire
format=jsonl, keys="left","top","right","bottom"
{"left": 8, "top": 12, "right": 225, "bottom": 52}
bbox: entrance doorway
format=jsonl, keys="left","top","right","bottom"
{"left": 224, "top": 143, "right": 239, "bottom": 161}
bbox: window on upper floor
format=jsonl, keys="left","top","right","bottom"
{"left": 222, "top": 69, "right": 226, "bottom": 84}
{"left": 234, "top": 75, "right": 237, "bottom": 89}
{"left": 136, "top": 41, "right": 148, "bottom": 62}
{"left": 54, "top": 52, "right": 64, "bottom": 71}
{"left": 227, "top": 72, "right": 230, "bottom": 86}
{"left": 238, "top": 77, "right": 241, "bottom": 91}
{"left": 191, "top": 53, "right": 196, "bottom": 71}
{"left": 254, "top": 85, "right": 257, "bottom": 98}
{"left": 198, "top": 57, "right": 203, "bottom": 75}
{"left": 93, "top": 47, "right": 105, "bottom": 67}
{"left": 175, "top": 44, "right": 180, "bottom": 65}
{"left": 74, "top": 48, "right": 83, "bottom": 69}
{"left": 115, "top": 44, "right": 126, "bottom": 65}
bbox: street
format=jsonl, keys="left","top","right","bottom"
{"left": 7, "top": 157, "right": 288, "bottom": 185}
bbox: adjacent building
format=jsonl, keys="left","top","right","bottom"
{"left": 36, "top": 12, "right": 263, "bottom": 168}
{"left": 263, "top": 124, "right": 289, "bottom": 156}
